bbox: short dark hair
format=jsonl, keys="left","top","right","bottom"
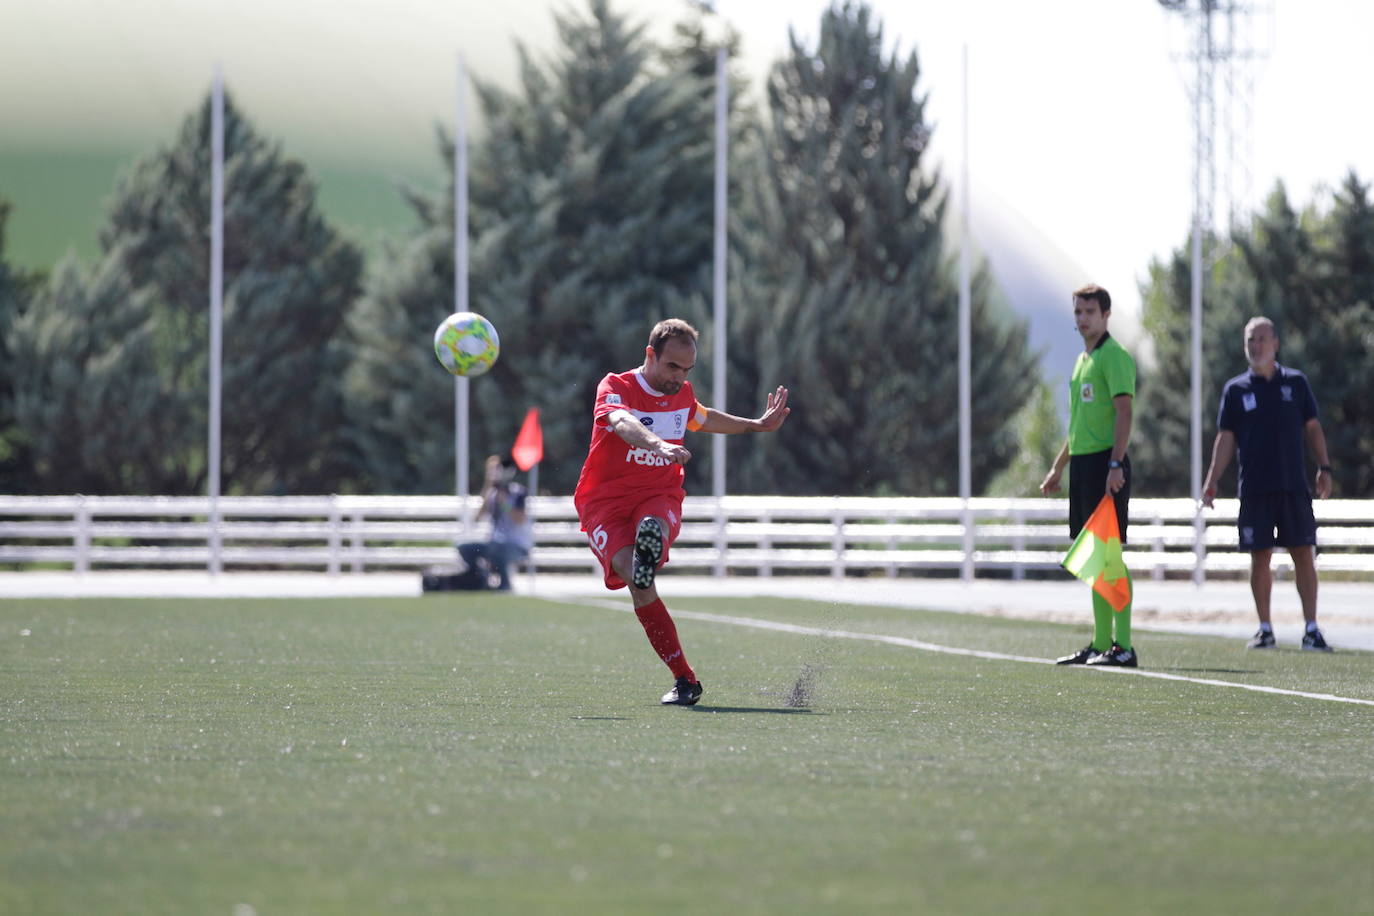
{"left": 648, "top": 318, "right": 699, "bottom": 356}
{"left": 1073, "top": 283, "right": 1111, "bottom": 313}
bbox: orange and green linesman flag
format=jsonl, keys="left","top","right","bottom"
{"left": 1061, "top": 493, "right": 1132, "bottom": 612}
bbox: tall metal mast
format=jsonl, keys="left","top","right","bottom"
{"left": 1157, "top": 0, "right": 1267, "bottom": 584}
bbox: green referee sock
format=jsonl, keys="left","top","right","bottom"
{"left": 1091, "top": 590, "right": 1113, "bottom": 652}
{"left": 1091, "top": 566, "right": 1135, "bottom": 651}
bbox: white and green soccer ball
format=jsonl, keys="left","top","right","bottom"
{"left": 433, "top": 311, "right": 500, "bottom": 378}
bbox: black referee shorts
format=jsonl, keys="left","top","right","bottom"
{"left": 1068, "top": 449, "right": 1130, "bottom": 544}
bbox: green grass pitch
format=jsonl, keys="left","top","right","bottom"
{"left": 2, "top": 594, "right": 1372, "bottom": 914}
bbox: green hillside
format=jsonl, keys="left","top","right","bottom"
{"left": 0, "top": 147, "right": 436, "bottom": 272}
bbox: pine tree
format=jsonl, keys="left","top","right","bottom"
{"left": 1131, "top": 227, "right": 1249, "bottom": 496}
{"left": 728, "top": 1, "right": 1038, "bottom": 495}
{"left": 348, "top": 0, "right": 724, "bottom": 494}
{"left": 8, "top": 94, "right": 363, "bottom": 494}
{"left": 1134, "top": 176, "right": 1374, "bottom": 497}
{"left": 0, "top": 200, "right": 38, "bottom": 491}
{"left": 9, "top": 256, "right": 173, "bottom": 493}
{"left": 986, "top": 380, "right": 1065, "bottom": 497}
{"left": 1270, "top": 172, "right": 1374, "bottom": 496}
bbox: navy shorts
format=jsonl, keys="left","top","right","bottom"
{"left": 1068, "top": 450, "right": 1130, "bottom": 544}
{"left": 1237, "top": 490, "right": 1317, "bottom": 551}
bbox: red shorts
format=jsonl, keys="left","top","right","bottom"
{"left": 577, "top": 490, "right": 684, "bottom": 590}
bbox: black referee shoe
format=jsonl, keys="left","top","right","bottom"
{"left": 1055, "top": 644, "right": 1102, "bottom": 665}
{"left": 1086, "top": 643, "right": 1139, "bottom": 668}
{"left": 631, "top": 517, "right": 664, "bottom": 590}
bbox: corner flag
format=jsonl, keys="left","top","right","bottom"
{"left": 1062, "top": 493, "right": 1132, "bottom": 611}
{"left": 511, "top": 407, "right": 543, "bottom": 472}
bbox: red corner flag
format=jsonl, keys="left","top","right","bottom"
{"left": 511, "top": 407, "right": 543, "bottom": 472}
{"left": 1061, "top": 493, "right": 1132, "bottom": 612}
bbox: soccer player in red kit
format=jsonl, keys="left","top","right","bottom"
{"left": 573, "top": 319, "right": 791, "bottom": 706}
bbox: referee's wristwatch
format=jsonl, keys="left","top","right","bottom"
{"left": 1108, "top": 459, "right": 1123, "bottom": 470}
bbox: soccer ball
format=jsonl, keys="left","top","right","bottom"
{"left": 433, "top": 311, "right": 500, "bottom": 378}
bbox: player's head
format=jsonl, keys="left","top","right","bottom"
{"left": 644, "top": 319, "right": 698, "bottom": 395}
{"left": 1072, "top": 283, "right": 1111, "bottom": 340}
{"left": 1244, "top": 316, "right": 1278, "bottom": 368}
{"left": 486, "top": 454, "right": 518, "bottom": 482}
{"left": 647, "top": 319, "right": 699, "bottom": 357}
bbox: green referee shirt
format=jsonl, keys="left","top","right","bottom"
{"left": 1068, "top": 333, "right": 1136, "bottom": 455}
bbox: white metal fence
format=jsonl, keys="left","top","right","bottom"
{"left": 2, "top": 495, "right": 1371, "bottom": 581}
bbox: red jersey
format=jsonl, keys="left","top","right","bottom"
{"left": 573, "top": 368, "right": 708, "bottom": 508}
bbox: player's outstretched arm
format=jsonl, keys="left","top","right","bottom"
{"left": 699, "top": 386, "right": 791, "bottom": 434}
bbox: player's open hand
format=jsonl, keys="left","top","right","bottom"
{"left": 756, "top": 386, "right": 791, "bottom": 432}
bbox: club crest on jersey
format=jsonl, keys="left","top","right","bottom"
{"left": 1242, "top": 393, "right": 1257, "bottom": 412}
{"left": 1281, "top": 385, "right": 1293, "bottom": 401}
{"left": 1080, "top": 382, "right": 1095, "bottom": 403}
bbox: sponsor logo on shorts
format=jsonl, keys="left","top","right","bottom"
{"left": 1241, "top": 526, "right": 1254, "bottom": 544}
{"left": 668, "top": 508, "right": 679, "bottom": 526}
{"left": 626, "top": 447, "right": 674, "bottom": 467}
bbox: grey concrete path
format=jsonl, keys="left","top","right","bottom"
{"left": 2, "top": 571, "right": 1370, "bottom": 651}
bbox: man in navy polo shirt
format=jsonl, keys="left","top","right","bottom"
{"left": 1201, "top": 317, "right": 1334, "bottom": 650}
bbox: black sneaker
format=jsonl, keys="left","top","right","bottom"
{"left": 1087, "top": 643, "right": 1139, "bottom": 668}
{"left": 1056, "top": 644, "right": 1102, "bottom": 665}
{"left": 661, "top": 677, "right": 703, "bottom": 706}
{"left": 1301, "top": 628, "right": 1333, "bottom": 652}
{"left": 631, "top": 517, "right": 664, "bottom": 590}
{"left": 1246, "top": 628, "right": 1276, "bottom": 649}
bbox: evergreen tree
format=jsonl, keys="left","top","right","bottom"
{"left": 729, "top": 1, "right": 1038, "bottom": 495}
{"left": 1135, "top": 176, "right": 1374, "bottom": 497}
{"left": 0, "top": 200, "right": 38, "bottom": 491}
{"left": 986, "top": 380, "right": 1065, "bottom": 497}
{"left": 1131, "top": 228, "right": 1249, "bottom": 496}
{"left": 348, "top": 0, "right": 726, "bottom": 494}
{"left": 8, "top": 94, "right": 363, "bottom": 494}
{"left": 9, "top": 256, "right": 172, "bottom": 493}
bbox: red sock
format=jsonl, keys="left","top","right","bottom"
{"left": 634, "top": 599, "right": 696, "bottom": 682}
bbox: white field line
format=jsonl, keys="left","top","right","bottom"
{"left": 565, "top": 597, "right": 1374, "bottom": 709}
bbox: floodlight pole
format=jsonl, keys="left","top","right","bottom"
{"left": 208, "top": 62, "right": 225, "bottom": 576}
{"left": 455, "top": 54, "right": 473, "bottom": 537}
{"left": 712, "top": 47, "right": 729, "bottom": 576}
{"left": 1189, "top": 8, "right": 1212, "bottom": 587}
{"left": 958, "top": 45, "right": 974, "bottom": 583}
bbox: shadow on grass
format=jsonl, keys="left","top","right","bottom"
{"left": 690, "top": 706, "right": 822, "bottom": 715}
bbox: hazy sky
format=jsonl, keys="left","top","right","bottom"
{"left": 4, "top": 0, "right": 1373, "bottom": 358}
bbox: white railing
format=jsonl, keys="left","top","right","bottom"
{"left": 1, "top": 494, "right": 1371, "bottom": 580}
